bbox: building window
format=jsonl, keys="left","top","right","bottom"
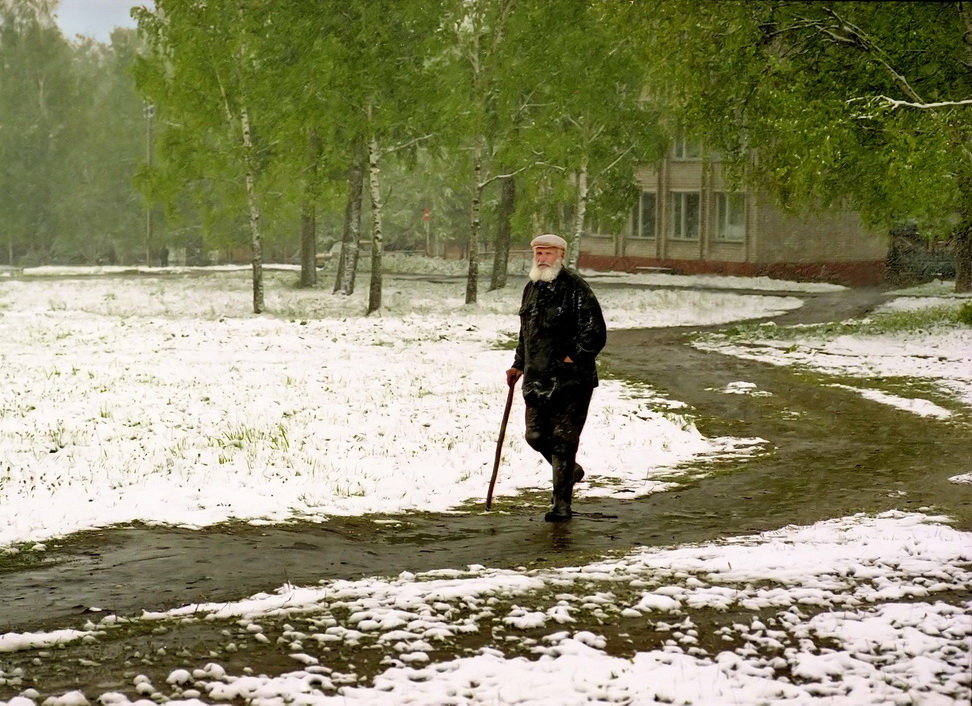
{"left": 670, "top": 191, "right": 700, "bottom": 240}
{"left": 714, "top": 192, "right": 746, "bottom": 242}
{"left": 672, "top": 136, "right": 701, "bottom": 161}
{"left": 632, "top": 191, "right": 656, "bottom": 239}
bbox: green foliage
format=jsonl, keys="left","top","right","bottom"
{"left": 957, "top": 301, "right": 972, "bottom": 326}
{"left": 32, "top": 0, "right": 959, "bottom": 283}
{"left": 5, "top": 0, "right": 970, "bottom": 286}
{"left": 0, "top": 2, "right": 677, "bottom": 273}
{"left": 622, "top": 1, "right": 970, "bottom": 243}
{"left": 133, "top": 0, "right": 263, "bottom": 253}
{"left": 424, "top": 0, "right": 665, "bottom": 265}
{"left": 0, "top": 2, "right": 148, "bottom": 265}
{"left": 511, "top": 0, "right": 664, "bottom": 239}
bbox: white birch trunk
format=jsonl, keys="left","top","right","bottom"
{"left": 366, "top": 135, "right": 384, "bottom": 315}
{"left": 569, "top": 159, "right": 588, "bottom": 270}
{"left": 239, "top": 104, "right": 264, "bottom": 314}
{"left": 465, "top": 138, "right": 484, "bottom": 305}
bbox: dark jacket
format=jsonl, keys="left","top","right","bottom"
{"left": 513, "top": 267, "right": 606, "bottom": 404}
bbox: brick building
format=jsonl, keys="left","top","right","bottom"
{"left": 579, "top": 141, "right": 888, "bottom": 286}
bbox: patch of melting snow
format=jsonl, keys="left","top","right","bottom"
{"left": 1, "top": 511, "right": 968, "bottom": 706}
{"left": 715, "top": 380, "right": 774, "bottom": 396}
{"left": 830, "top": 384, "right": 953, "bottom": 419}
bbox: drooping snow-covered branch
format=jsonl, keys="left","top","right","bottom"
{"left": 870, "top": 95, "right": 972, "bottom": 111}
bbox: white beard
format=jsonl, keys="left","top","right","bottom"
{"left": 529, "top": 260, "right": 563, "bottom": 283}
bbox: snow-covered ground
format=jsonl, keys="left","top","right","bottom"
{"left": 693, "top": 290, "right": 972, "bottom": 413}
{"left": 0, "top": 265, "right": 813, "bottom": 547}
{"left": 0, "top": 265, "right": 970, "bottom": 705}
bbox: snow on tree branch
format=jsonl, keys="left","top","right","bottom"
{"left": 870, "top": 96, "right": 972, "bottom": 111}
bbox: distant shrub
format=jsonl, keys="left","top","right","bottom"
{"left": 957, "top": 301, "right": 972, "bottom": 326}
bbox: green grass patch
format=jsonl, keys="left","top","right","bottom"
{"left": 710, "top": 302, "right": 968, "bottom": 343}
{"left": 958, "top": 301, "right": 972, "bottom": 325}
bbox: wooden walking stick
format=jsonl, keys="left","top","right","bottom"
{"left": 486, "top": 382, "right": 516, "bottom": 511}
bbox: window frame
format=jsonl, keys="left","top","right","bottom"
{"left": 713, "top": 191, "right": 747, "bottom": 242}
{"left": 669, "top": 190, "right": 701, "bottom": 241}
{"left": 672, "top": 136, "right": 702, "bottom": 161}
{"left": 631, "top": 191, "right": 657, "bottom": 240}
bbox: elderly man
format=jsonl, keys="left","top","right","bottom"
{"left": 506, "top": 234, "right": 606, "bottom": 521}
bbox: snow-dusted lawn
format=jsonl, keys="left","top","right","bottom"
{"left": 1, "top": 265, "right": 969, "bottom": 705}
{"left": 694, "top": 290, "right": 972, "bottom": 412}
{"left": 0, "top": 266, "right": 801, "bottom": 547}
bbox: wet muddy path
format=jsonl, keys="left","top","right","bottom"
{"left": 2, "top": 286, "right": 969, "bottom": 635}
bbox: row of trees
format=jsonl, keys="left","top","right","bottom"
{"left": 0, "top": 0, "right": 147, "bottom": 267}
{"left": 131, "top": 0, "right": 664, "bottom": 313}
{"left": 2, "top": 1, "right": 968, "bottom": 314}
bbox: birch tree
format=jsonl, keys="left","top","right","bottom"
{"left": 517, "top": 0, "right": 662, "bottom": 269}
{"left": 440, "top": 0, "right": 520, "bottom": 305}
{"left": 318, "top": 1, "right": 437, "bottom": 313}
{"left": 259, "top": 3, "right": 361, "bottom": 295}
{"left": 334, "top": 146, "right": 365, "bottom": 296}
{"left": 440, "top": 0, "right": 563, "bottom": 302}
{"left": 135, "top": 0, "right": 276, "bottom": 313}
{"left": 440, "top": 0, "right": 661, "bottom": 296}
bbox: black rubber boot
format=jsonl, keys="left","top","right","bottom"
{"left": 572, "top": 463, "right": 585, "bottom": 483}
{"left": 544, "top": 456, "right": 574, "bottom": 522}
{"left": 540, "top": 454, "right": 584, "bottom": 483}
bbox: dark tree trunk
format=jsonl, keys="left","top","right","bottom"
{"left": 299, "top": 201, "right": 317, "bottom": 288}
{"left": 956, "top": 6, "right": 972, "bottom": 293}
{"left": 299, "top": 129, "right": 320, "bottom": 288}
{"left": 489, "top": 175, "right": 515, "bottom": 291}
{"left": 335, "top": 148, "right": 365, "bottom": 296}
{"left": 954, "top": 220, "right": 971, "bottom": 293}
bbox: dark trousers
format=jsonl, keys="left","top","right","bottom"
{"left": 524, "top": 385, "right": 594, "bottom": 492}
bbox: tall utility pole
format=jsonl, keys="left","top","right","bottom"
{"left": 145, "top": 103, "right": 154, "bottom": 266}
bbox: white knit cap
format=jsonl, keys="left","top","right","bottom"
{"left": 530, "top": 233, "right": 568, "bottom": 250}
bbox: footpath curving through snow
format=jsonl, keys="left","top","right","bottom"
{"left": 0, "top": 266, "right": 970, "bottom": 705}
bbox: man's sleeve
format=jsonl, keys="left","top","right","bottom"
{"left": 512, "top": 286, "right": 527, "bottom": 370}
{"left": 513, "top": 327, "right": 525, "bottom": 370}
{"left": 571, "top": 285, "right": 606, "bottom": 365}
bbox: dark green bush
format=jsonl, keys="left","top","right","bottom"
{"left": 957, "top": 301, "right": 972, "bottom": 326}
